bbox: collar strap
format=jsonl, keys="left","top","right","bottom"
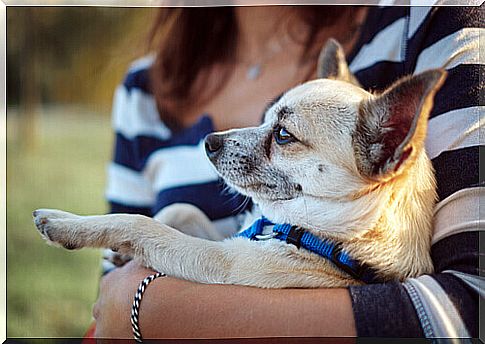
{"left": 237, "top": 217, "right": 382, "bottom": 284}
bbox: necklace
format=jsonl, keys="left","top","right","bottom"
{"left": 242, "top": 36, "right": 289, "bottom": 80}
{"left": 246, "top": 64, "right": 263, "bottom": 80}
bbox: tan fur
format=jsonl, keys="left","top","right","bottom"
{"left": 33, "top": 40, "right": 446, "bottom": 288}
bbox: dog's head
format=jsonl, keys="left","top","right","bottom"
{"left": 205, "top": 39, "right": 446, "bottom": 233}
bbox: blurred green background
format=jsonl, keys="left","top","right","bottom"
{"left": 7, "top": 7, "right": 157, "bottom": 337}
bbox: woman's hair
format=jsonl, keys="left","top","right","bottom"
{"left": 148, "top": 6, "right": 359, "bottom": 130}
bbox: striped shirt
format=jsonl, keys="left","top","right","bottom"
{"left": 106, "top": 4, "right": 483, "bottom": 338}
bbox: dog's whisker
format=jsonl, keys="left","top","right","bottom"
{"left": 232, "top": 196, "right": 251, "bottom": 215}
{"left": 303, "top": 197, "right": 309, "bottom": 228}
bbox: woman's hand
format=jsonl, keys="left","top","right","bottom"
{"left": 93, "top": 260, "right": 356, "bottom": 339}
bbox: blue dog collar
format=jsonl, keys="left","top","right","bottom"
{"left": 237, "top": 216, "right": 382, "bottom": 284}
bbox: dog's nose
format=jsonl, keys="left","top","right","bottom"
{"left": 204, "top": 134, "right": 224, "bottom": 158}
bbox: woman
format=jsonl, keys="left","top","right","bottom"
{"left": 96, "top": 5, "right": 481, "bottom": 338}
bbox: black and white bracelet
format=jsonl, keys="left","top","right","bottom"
{"left": 131, "top": 272, "right": 166, "bottom": 342}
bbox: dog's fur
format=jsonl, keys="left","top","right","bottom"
{"left": 33, "top": 40, "right": 446, "bottom": 288}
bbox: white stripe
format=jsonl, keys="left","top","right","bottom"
{"left": 102, "top": 260, "right": 116, "bottom": 273}
{"left": 404, "top": 275, "right": 470, "bottom": 339}
{"left": 105, "top": 163, "right": 156, "bottom": 207}
{"left": 128, "top": 54, "right": 155, "bottom": 72}
{"left": 426, "top": 106, "right": 484, "bottom": 159}
{"left": 432, "top": 187, "right": 484, "bottom": 244}
{"left": 144, "top": 140, "right": 219, "bottom": 192}
{"left": 378, "top": 0, "right": 395, "bottom": 5}
{"left": 349, "top": 18, "right": 406, "bottom": 72}
{"left": 112, "top": 86, "right": 171, "bottom": 140}
{"left": 415, "top": 28, "right": 484, "bottom": 73}
{"left": 410, "top": 0, "right": 437, "bottom": 6}
{"left": 408, "top": 6, "right": 433, "bottom": 38}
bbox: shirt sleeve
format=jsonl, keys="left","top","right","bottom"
{"left": 105, "top": 61, "right": 168, "bottom": 217}
{"left": 349, "top": 5, "right": 482, "bottom": 338}
{"left": 102, "top": 62, "right": 168, "bottom": 273}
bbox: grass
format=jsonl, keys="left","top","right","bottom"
{"left": 7, "top": 106, "right": 113, "bottom": 337}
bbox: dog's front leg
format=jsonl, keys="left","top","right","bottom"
{"left": 33, "top": 209, "right": 349, "bottom": 287}
{"left": 33, "top": 209, "right": 231, "bottom": 284}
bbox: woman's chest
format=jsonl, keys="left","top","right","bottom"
{"left": 183, "top": 62, "right": 315, "bottom": 131}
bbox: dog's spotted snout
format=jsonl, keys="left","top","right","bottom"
{"left": 205, "top": 134, "right": 224, "bottom": 158}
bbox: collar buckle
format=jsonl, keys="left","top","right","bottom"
{"left": 285, "top": 226, "right": 305, "bottom": 248}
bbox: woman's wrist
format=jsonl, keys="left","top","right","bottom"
{"left": 131, "top": 272, "right": 166, "bottom": 342}
{"left": 93, "top": 262, "right": 157, "bottom": 338}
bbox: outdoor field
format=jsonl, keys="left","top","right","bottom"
{"left": 6, "top": 7, "right": 154, "bottom": 337}
{"left": 7, "top": 108, "right": 112, "bottom": 337}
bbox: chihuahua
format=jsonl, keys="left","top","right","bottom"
{"left": 33, "top": 40, "right": 445, "bottom": 288}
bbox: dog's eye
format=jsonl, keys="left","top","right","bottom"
{"left": 273, "top": 126, "right": 296, "bottom": 145}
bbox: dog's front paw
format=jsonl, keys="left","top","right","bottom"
{"left": 103, "top": 249, "right": 132, "bottom": 267}
{"left": 33, "top": 209, "right": 82, "bottom": 250}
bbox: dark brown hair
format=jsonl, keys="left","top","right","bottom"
{"left": 148, "top": 6, "right": 359, "bottom": 130}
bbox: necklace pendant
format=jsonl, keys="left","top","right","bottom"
{"left": 247, "top": 64, "right": 261, "bottom": 80}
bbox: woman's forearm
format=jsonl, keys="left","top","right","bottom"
{"left": 141, "top": 278, "right": 356, "bottom": 338}
{"left": 93, "top": 263, "right": 356, "bottom": 339}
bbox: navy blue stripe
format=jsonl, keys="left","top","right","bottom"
{"left": 349, "top": 282, "right": 424, "bottom": 337}
{"left": 153, "top": 180, "right": 251, "bottom": 221}
{"left": 430, "top": 64, "right": 483, "bottom": 119}
{"left": 113, "top": 116, "right": 214, "bottom": 171}
{"left": 432, "top": 146, "right": 482, "bottom": 202}
{"left": 123, "top": 67, "right": 151, "bottom": 94}
{"left": 431, "top": 231, "right": 478, "bottom": 274}
{"left": 113, "top": 133, "right": 143, "bottom": 171}
{"left": 354, "top": 61, "right": 406, "bottom": 91}
{"left": 109, "top": 201, "right": 152, "bottom": 217}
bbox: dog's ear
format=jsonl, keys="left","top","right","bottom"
{"left": 317, "top": 38, "right": 360, "bottom": 86}
{"left": 353, "top": 69, "right": 447, "bottom": 179}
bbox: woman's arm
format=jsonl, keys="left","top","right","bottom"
{"left": 93, "top": 261, "right": 356, "bottom": 338}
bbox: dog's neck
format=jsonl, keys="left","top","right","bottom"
{"left": 345, "top": 151, "right": 436, "bottom": 279}
{"left": 259, "top": 151, "right": 436, "bottom": 280}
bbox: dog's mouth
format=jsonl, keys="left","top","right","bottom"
{"left": 229, "top": 181, "right": 275, "bottom": 192}
{"left": 228, "top": 181, "right": 298, "bottom": 202}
